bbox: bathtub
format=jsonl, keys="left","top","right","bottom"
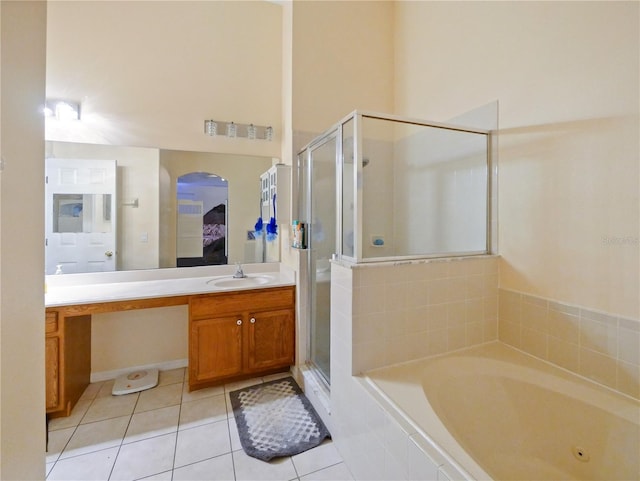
{"left": 365, "top": 342, "right": 639, "bottom": 481}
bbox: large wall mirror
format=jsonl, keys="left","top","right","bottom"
{"left": 45, "top": 141, "right": 277, "bottom": 274}
{"left": 44, "top": 1, "right": 284, "bottom": 275}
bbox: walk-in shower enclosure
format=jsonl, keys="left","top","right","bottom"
{"left": 297, "top": 110, "right": 493, "bottom": 383}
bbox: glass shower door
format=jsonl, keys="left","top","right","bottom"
{"left": 308, "top": 133, "right": 337, "bottom": 384}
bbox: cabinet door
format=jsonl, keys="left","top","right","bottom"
{"left": 190, "top": 315, "right": 243, "bottom": 383}
{"left": 45, "top": 336, "right": 60, "bottom": 411}
{"left": 247, "top": 308, "right": 295, "bottom": 372}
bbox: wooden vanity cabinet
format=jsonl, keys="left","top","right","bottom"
{"left": 45, "top": 311, "right": 61, "bottom": 411}
{"left": 189, "top": 286, "right": 295, "bottom": 391}
{"left": 45, "top": 310, "right": 91, "bottom": 417}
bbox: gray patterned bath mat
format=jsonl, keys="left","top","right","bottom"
{"left": 229, "top": 377, "right": 331, "bottom": 461}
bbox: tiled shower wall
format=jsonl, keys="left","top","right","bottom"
{"left": 499, "top": 288, "right": 640, "bottom": 400}
{"left": 348, "top": 255, "right": 500, "bottom": 374}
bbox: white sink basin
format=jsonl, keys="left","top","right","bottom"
{"left": 207, "top": 275, "right": 273, "bottom": 289}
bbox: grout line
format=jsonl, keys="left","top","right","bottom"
{"left": 169, "top": 375, "right": 186, "bottom": 480}
{"left": 106, "top": 391, "right": 140, "bottom": 481}
{"left": 48, "top": 369, "right": 345, "bottom": 480}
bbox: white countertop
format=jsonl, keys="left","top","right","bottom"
{"left": 45, "top": 263, "right": 295, "bottom": 308}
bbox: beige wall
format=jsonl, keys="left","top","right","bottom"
{"left": 0, "top": 1, "right": 47, "bottom": 479}
{"left": 394, "top": 1, "right": 639, "bottom": 319}
{"left": 291, "top": 0, "right": 395, "bottom": 135}
{"left": 92, "top": 306, "right": 188, "bottom": 376}
{"left": 46, "top": 1, "right": 282, "bottom": 159}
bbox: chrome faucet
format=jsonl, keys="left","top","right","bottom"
{"left": 233, "top": 262, "right": 246, "bottom": 278}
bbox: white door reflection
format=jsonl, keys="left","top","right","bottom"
{"left": 45, "top": 158, "right": 117, "bottom": 274}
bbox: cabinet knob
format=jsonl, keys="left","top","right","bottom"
{"left": 250, "top": 317, "right": 256, "bottom": 324}
{"left": 236, "top": 319, "right": 242, "bottom": 326}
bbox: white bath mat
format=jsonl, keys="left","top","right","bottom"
{"left": 112, "top": 368, "right": 159, "bottom": 395}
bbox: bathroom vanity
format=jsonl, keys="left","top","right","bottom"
{"left": 189, "top": 286, "right": 295, "bottom": 391}
{"left": 45, "top": 265, "right": 295, "bottom": 417}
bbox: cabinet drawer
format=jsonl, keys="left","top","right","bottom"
{"left": 45, "top": 311, "right": 59, "bottom": 334}
{"left": 190, "top": 286, "right": 294, "bottom": 319}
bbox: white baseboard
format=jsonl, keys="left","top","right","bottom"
{"left": 91, "top": 358, "right": 189, "bottom": 383}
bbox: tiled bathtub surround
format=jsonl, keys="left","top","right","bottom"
{"left": 330, "top": 256, "right": 499, "bottom": 481}
{"left": 349, "top": 255, "right": 500, "bottom": 374}
{"left": 499, "top": 288, "right": 640, "bottom": 400}
{"left": 329, "top": 257, "right": 638, "bottom": 480}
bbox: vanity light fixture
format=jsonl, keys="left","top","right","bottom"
{"left": 204, "top": 120, "right": 217, "bottom": 136}
{"left": 247, "top": 123, "right": 257, "bottom": 140}
{"left": 44, "top": 99, "right": 81, "bottom": 121}
{"left": 226, "top": 121, "right": 237, "bottom": 138}
{"left": 203, "top": 119, "right": 273, "bottom": 141}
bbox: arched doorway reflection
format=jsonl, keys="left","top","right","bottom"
{"left": 176, "top": 172, "right": 228, "bottom": 266}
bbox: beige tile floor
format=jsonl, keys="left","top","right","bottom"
{"left": 46, "top": 369, "right": 352, "bottom": 481}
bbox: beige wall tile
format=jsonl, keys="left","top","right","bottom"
{"left": 357, "top": 284, "right": 386, "bottom": 315}
{"left": 580, "top": 318, "right": 618, "bottom": 358}
{"left": 406, "top": 280, "right": 430, "bottom": 308}
{"left": 521, "top": 298, "right": 549, "bottom": 332}
{"left": 499, "top": 320, "right": 521, "bottom": 348}
{"left": 353, "top": 312, "right": 386, "bottom": 344}
{"left": 579, "top": 348, "right": 617, "bottom": 390}
{"left": 499, "top": 290, "right": 522, "bottom": 324}
{"left": 427, "top": 279, "right": 449, "bottom": 305}
{"left": 407, "top": 331, "right": 430, "bottom": 360}
{"left": 447, "top": 326, "right": 466, "bottom": 351}
{"left": 484, "top": 274, "right": 499, "bottom": 298}
{"left": 549, "top": 301, "right": 580, "bottom": 316}
{"left": 447, "top": 259, "right": 467, "bottom": 278}
{"left": 580, "top": 308, "right": 617, "bottom": 326}
{"left": 424, "top": 261, "right": 449, "bottom": 280}
{"left": 448, "top": 277, "right": 467, "bottom": 302}
{"left": 483, "top": 319, "right": 498, "bottom": 342}
{"left": 484, "top": 295, "right": 498, "bottom": 321}
{"left": 619, "top": 317, "right": 640, "bottom": 332}
{"left": 465, "top": 258, "right": 486, "bottom": 276}
{"left": 548, "top": 337, "right": 579, "bottom": 373}
{"left": 617, "top": 360, "right": 640, "bottom": 399}
{"left": 384, "top": 283, "right": 407, "bottom": 312}
{"left": 467, "top": 275, "right": 486, "bottom": 299}
{"left": 446, "top": 301, "right": 466, "bottom": 328}
{"left": 548, "top": 309, "right": 580, "bottom": 344}
{"left": 465, "top": 298, "right": 484, "bottom": 324}
{"left": 618, "top": 327, "right": 640, "bottom": 366}
{"left": 500, "top": 289, "right": 639, "bottom": 399}
{"left": 350, "top": 257, "right": 500, "bottom": 369}
{"left": 466, "top": 321, "right": 484, "bottom": 346}
{"left": 427, "top": 329, "right": 448, "bottom": 356}
{"left": 521, "top": 327, "right": 548, "bottom": 360}
{"left": 406, "top": 307, "right": 429, "bottom": 334}
{"left": 359, "top": 266, "right": 387, "bottom": 287}
{"left": 426, "top": 304, "right": 448, "bottom": 331}
{"left": 385, "top": 336, "right": 411, "bottom": 365}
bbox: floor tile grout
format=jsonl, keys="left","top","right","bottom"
{"left": 47, "top": 369, "right": 349, "bottom": 481}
